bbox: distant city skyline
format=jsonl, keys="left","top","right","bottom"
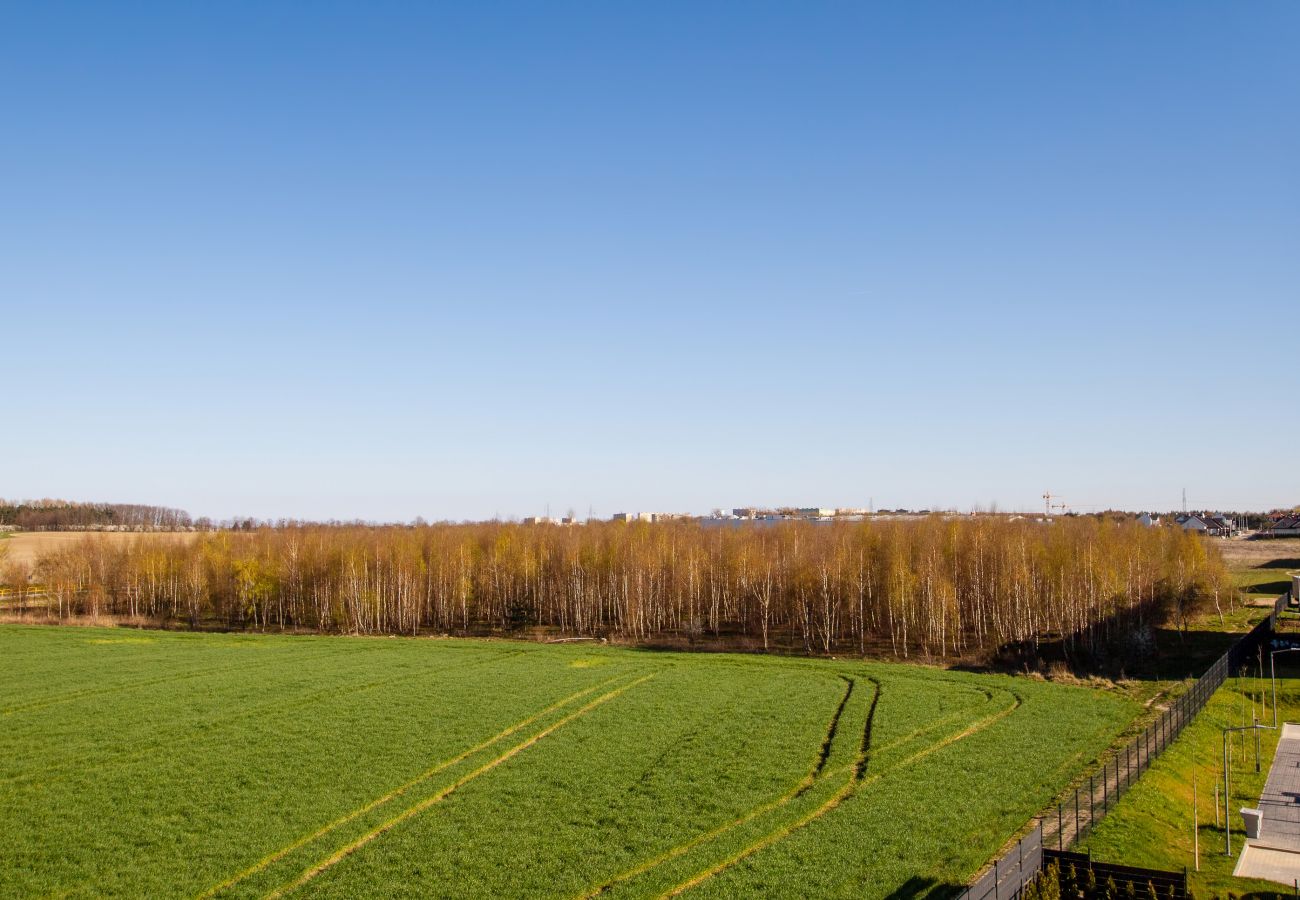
{"left": 2, "top": 3, "right": 1297, "bottom": 520}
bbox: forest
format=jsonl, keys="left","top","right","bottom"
{"left": 7, "top": 516, "right": 1228, "bottom": 666}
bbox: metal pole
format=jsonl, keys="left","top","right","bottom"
{"left": 1225, "top": 730, "right": 1232, "bottom": 855}
{"left": 1059, "top": 803, "right": 1063, "bottom": 851}
{"left": 1257, "top": 716, "right": 1262, "bottom": 773}
{"left": 1017, "top": 834, "right": 1023, "bottom": 889}
{"left": 1075, "top": 789, "right": 1080, "bottom": 839}
{"left": 1274, "top": 649, "right": 1279, "bottom": 729}
{"left": 1090, "top": 774, "right": 1095, "bottom": 827}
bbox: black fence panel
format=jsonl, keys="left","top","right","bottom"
{"left": 1044, "top": 849, "right": 1187, "bottom": 899}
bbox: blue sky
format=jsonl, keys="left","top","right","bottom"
{"left": 2, "top": 3, "right": 1297, "bottom": 521}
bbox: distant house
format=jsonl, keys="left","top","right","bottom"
{"left": 1176, "top": 513, "right": 1236, "bottom": 537}
{"left": 1137, "top": 513, "right": 1161, "bottom": 527}
{"left": 1262, "top": 515, "right": 1300, "bottom": 538}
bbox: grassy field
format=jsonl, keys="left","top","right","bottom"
{"left": 1219, "top": 537, "right": 1300, "bottom": 604}
{"left": 1078, "top": 669, "right": 1300, "bottom": 899}
{"left": 0, "top": 530, "right": 198, "bottom": 569}
{"left": 0, "top": 625, "right": 1135, "bottom": 899}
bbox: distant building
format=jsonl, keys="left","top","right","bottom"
{"left": 522, "top": 516, "right": 557, "bottom": 525}
{"left": 732, "top": 508, "right": 757, "bottom": 519}
{"left": 797, "top": 507, "right": 836, "bottom": 519}
{"left": 1137, "top": 513, "right": 1161, "bottom": 527}
{"left": 611, "top": 512, "right": 653, "bottom": 523}
{"left": 1262, "top": 515, "right": 1300, "bottom": 538}
{"left": 1176, "top": 513, "right": 1236, "bottom": 537}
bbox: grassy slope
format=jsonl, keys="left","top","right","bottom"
{"left": 1079, "top": 675, "right": 1298, "bottom": 899}
{"left": 0, "top": 625, "right": 1135, "bottom": 899}
{"left": 1076, "top": 537, "right": 1300, "bottom": 899}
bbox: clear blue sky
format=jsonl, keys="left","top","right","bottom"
{"left": 3, "top": 3, "right": 1296, "bottom": 521}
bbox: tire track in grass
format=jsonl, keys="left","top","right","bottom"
{"left": 654, "top": 678, "right": 884, "bottom": 899}
{"left": 579, "top": 674, "right": 870, "bottom": 899}
{"left": 825, "top": 686, "right": 1021, "bottom": 783}
{"left": 5, "top": 648, "right": 529, "bottom": 786}
{"left": 807, "top": 676, "right": 854, "bottom": 783}
{"left": 199, "top": 673, "right": 628, "bottom": 899}
{"left": 262, "top": 673, "right": 658, "bottom": 900}
{"left": 580, "top": 675, "right": 1002, "bottom": 899}
{"left": 655, "top": 685, "right": 1021, "bottom": 898}
{"left": 864, "top": 683, "right": 994, "bottom": 759}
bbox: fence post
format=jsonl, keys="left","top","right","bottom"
{"left": 1019, "top": 834, "right": 1024, "bottom": 888}
{"left": 1059, "top": 803, "right": 1063, "bottom": 851}
{"left": 1090, "top": 774, "right": 1095, "bottom": 826}
{"left": 1076, "top": 789, "right": 1080, "bottom": 842}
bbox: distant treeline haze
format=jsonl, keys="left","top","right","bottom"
{"left": 0, "top": 499, "right": 193, "bottom": 531}
{"left": 13, "top": 518, "right": 1227, "bottom": 663}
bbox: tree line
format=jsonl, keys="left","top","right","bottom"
{"left": 0, "top": 499, "right": 194, "bottom": 532}
{"left": 8, "top": 516, "right": 1229, "bottom": 665}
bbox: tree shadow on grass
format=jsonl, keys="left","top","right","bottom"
{"left": 1254, "top": 558, "right": 1300, "bottom": 570}
{"left": 1243, "top": 579, "right": 1293, "bottom": 596}
{"left": 961, "top": 624, "right": 1263, "bottom": 681}
{"left": 880, "top": 875, "right": 962, "bottom": 900}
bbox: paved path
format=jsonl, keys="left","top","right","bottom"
{"left": 1257, "top": 723, "right": 1300, "bottom": 848}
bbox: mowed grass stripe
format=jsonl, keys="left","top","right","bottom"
{"left": 264, "top": 673, "right": 658, "bottom": 898}
{"left": 0, "top": 625, "right": 385, "bottom": 695}
{"left": 1, "top": 647, "right": 528, "bottom": 785}
{"left": 1, "top": 640, "right": 380, "bottom": 716}
{"left": 201, "top": 674, "right": 627, "bottom": 898}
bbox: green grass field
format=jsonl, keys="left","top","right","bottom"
{"left": 0, "top": 625, "right": 1136, "bottom": 899}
